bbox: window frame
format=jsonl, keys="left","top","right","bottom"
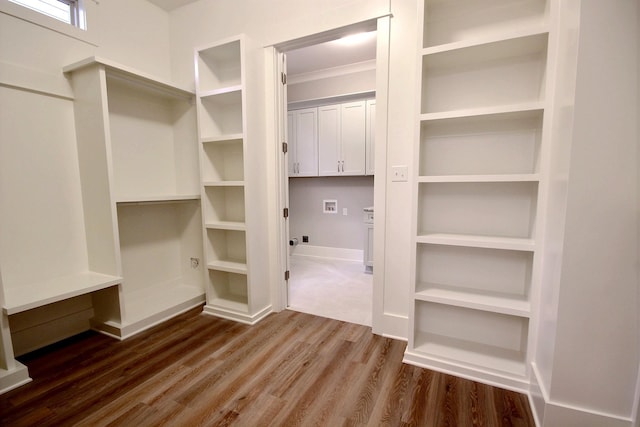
{"left": 0, "top": 0, "right": 98, "bottom": 46}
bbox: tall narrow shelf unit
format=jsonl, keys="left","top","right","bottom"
{"left": 64, "top": 57, "right": 205, "bottom": 338}
{"left": 195, "top": 35, "right": 271, "bottom": 324}
{"left": 404, "top": 0, "right": 550, "bottom": 392}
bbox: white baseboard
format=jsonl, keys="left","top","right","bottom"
{"left": 531, "top": 362, "right": 634, "bottom": 427}
{"left": 291, "top": 244, "right": 363, "bottom": 262}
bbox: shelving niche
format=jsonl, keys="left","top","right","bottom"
{"left": 64, "top": 57, "right": 205, "bottom": 339}
{"left": 196, "top": 35, "right": 271, "bottom": 324}
{"left": 405, "top": 0, "right": 551, "bottom": 392}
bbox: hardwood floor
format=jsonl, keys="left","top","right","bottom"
{"left": 0, "top": 307, "right": 534, "bottom": 426}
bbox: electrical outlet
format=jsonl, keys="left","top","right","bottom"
{"left": 302, "top": 235, "right": 309, "bottom": 243}
{"left": 391, "top": 165, "right": 409, "bottom": 182}
{"left": 343, "top": 208, "right": 348, "bottom": 216}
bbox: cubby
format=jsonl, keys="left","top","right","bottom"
{"left": 412, "top": 302, "right": 529, "bottom": 377}
{"left": 423, "top": 0, "right": 548, "bottom": 48}
{"left": 419, "top": 109, "right": 543, "bottom": 178}
{"left": 62, "top": 57, "right": 205, "bottom": 339}
{"left": 201, "top": 139, "right": 245, "bottom": 183}
{"left": 407, "top": 0, "right": 551, "bottom": 391}
{"left": 421, "top": 33, "right": 548, "bottom": 115}
{"left": 417, "top": 182, "right": 538, "bottom": 239}
{"left": 196, "top": 35, "right": 271, "bottom": 324}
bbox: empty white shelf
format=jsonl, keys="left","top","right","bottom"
{"left": 207, "top": 260, "right": 248, "bottom": 275}
{"left": 415, "top": 283, "right": 531, "bottom": 317}
{"left": 201, "top": 134, "right": 244, "bottom": 144}
{"left": 412, "top": 332, "right": 527, "bottom": 377}
{"left": 418, "top": 174, "right": 540, "bottom": 183}
{"left": 3, "top": 272, "right": 122, "bottom": 315}
{"left": 199, "top": 85, "right": 242, "bottom": 98}
{"left": 205, "top": 221, "right": 246, "bottom": 231}
{"left": 116, "top": 194, "right": 201, "bottom": 204}
{"left": 202, "top": 181, "right": 245, "bottom": 187}
{"left": 416, "top": 234, "right": 535, "bottom": 251}
{"left": 420, "top": 102, "right": 545, "bottom": 122}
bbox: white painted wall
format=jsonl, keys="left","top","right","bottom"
{"left": 0, "top": 0, "right": 174, "bottom": 354}
{"left": 289, "top": 176, "right": 373, "bottom": 251}
{"left": 533, "top": 1, "right": 640, "bottom": 425}
{"left": 167, "top": 0, "right": 415, "bottom": 338}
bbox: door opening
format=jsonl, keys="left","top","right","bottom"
{"left": 275, "top": 22, "right": 385, "bottom": 327}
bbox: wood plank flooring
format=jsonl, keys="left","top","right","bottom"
{"left": 0, "top": 307, "right": 534, "bottom": 426}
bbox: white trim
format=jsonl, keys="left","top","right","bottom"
{"left": 532, "top": 362, "right": 635, "bottom": 426}
{"left": 0, "top": 0, "right": 98, "bottom": 46}
{"left": 0, "top": 61, "right": 74, "bottom": 99}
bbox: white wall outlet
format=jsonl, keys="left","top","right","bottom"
{"left": 342, "top": 208, "right": 348, "bottom": 216}
{"left": 391, "top": 165, "right": 409, "bottom": 182}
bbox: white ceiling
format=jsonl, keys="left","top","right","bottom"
{"left": 286, "top": 31, "right": 377, "bottom": 76}
{"left": 146, "top": 0, "right": 199, "bottom": 11}
{"left": 144, "top": 1, "right": 376, "bottom": 76}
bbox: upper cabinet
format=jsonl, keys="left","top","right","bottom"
{"left": 317, "top": 100, "right": 367, "bottom": 176}
{"left": 288, "top": 107, "right": 318, "bottom": 177}
{"left": 365, "top": 99, "right": 376, "bottom": 176}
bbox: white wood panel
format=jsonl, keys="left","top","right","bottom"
{"left": 294, "top": 108, "right": 318, "bottom": 176}
{"left": 340, "top": 101, "right": 366, "bottom": 175}
{"left": 317, "top": 104, "right": 341, "bottom": 176}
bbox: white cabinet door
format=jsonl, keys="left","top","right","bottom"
{"left": 295, "top": 108, "right": 318, "bottom": 176}
{"left": 318, "top": 104, "right": 341, "bottom": 176}
{"left": 366, "top": 100, "right": 376, "bottom": 175}
{"left": 341, "top": 101, "right": 366, "bottom": 176}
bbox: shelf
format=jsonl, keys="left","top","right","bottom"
{"left": 201, "top": 134, "right": 243, "bottom": 144}
{"left": 116, "top": 194, "right": 200, "bottom": 205}
{"left": 3, "top": 272, "right": 122, "bottom": 315}
{"left": 420, "top": 31, "right": 548, "bottom": 114}
{"left": 420, "top": 103, "right": 544, "bottom": 122}
{"left": 199, "top": 85, "right": 242, "bottom": 99}
{"left": 63, "top": 56, "right": 193, "bottom": 100}
{"left": 207, "top": 260, "right": 248, "bottom": 275}
{"left": 418, "top": 174, "right": 539, "bottom": 183}
{"left": 422, "top": 31, "right": 549, "bottom": 68}
{"left": 416, "top": 234, "right": 535, "bottom": 251}
{"left": 413, "top": 301, "right": 529, "bottom": 377}
{"left": 202, "top": 181, "right": 245, "bottom": 187}
{"left": 205, "top": 221, "right": 246, "bottom": 231}
{"left": 412, "top": 332, "right": 527, "bottom": 377}
{"left": 415, "top": 283, "right": 530, "bottom": 317}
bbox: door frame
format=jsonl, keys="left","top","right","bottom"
{"left": 265, "top": 16, "right": 391, "bottom": 334}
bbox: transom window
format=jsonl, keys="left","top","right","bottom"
{"left": 9, "top": 0, "right": 81, "bottom": 27}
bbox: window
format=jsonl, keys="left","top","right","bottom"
{"left": 8, "top": 0, "right": 83, "bottom": 28}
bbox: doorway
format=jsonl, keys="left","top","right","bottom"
{"left": 272, "top": 19, "right": 389, "bottom": 328}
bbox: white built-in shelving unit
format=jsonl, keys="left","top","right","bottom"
{"left": 63, "top": 57, "right": 205, "bottom": 338}
{"left": 195, "top": 35, "right": 271, "bottom": 324}
{"left": 404, "top": 0, "right": 551, "bottom": 392}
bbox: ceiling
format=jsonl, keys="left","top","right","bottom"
{"left": 144, "top": 1, "right": 376, "bottom": 76}
{"left": 146, "top": 0, "right": 199, "bottom": 11}
{"left": 286, "top": 31, "right": 377, "bottom": 76}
